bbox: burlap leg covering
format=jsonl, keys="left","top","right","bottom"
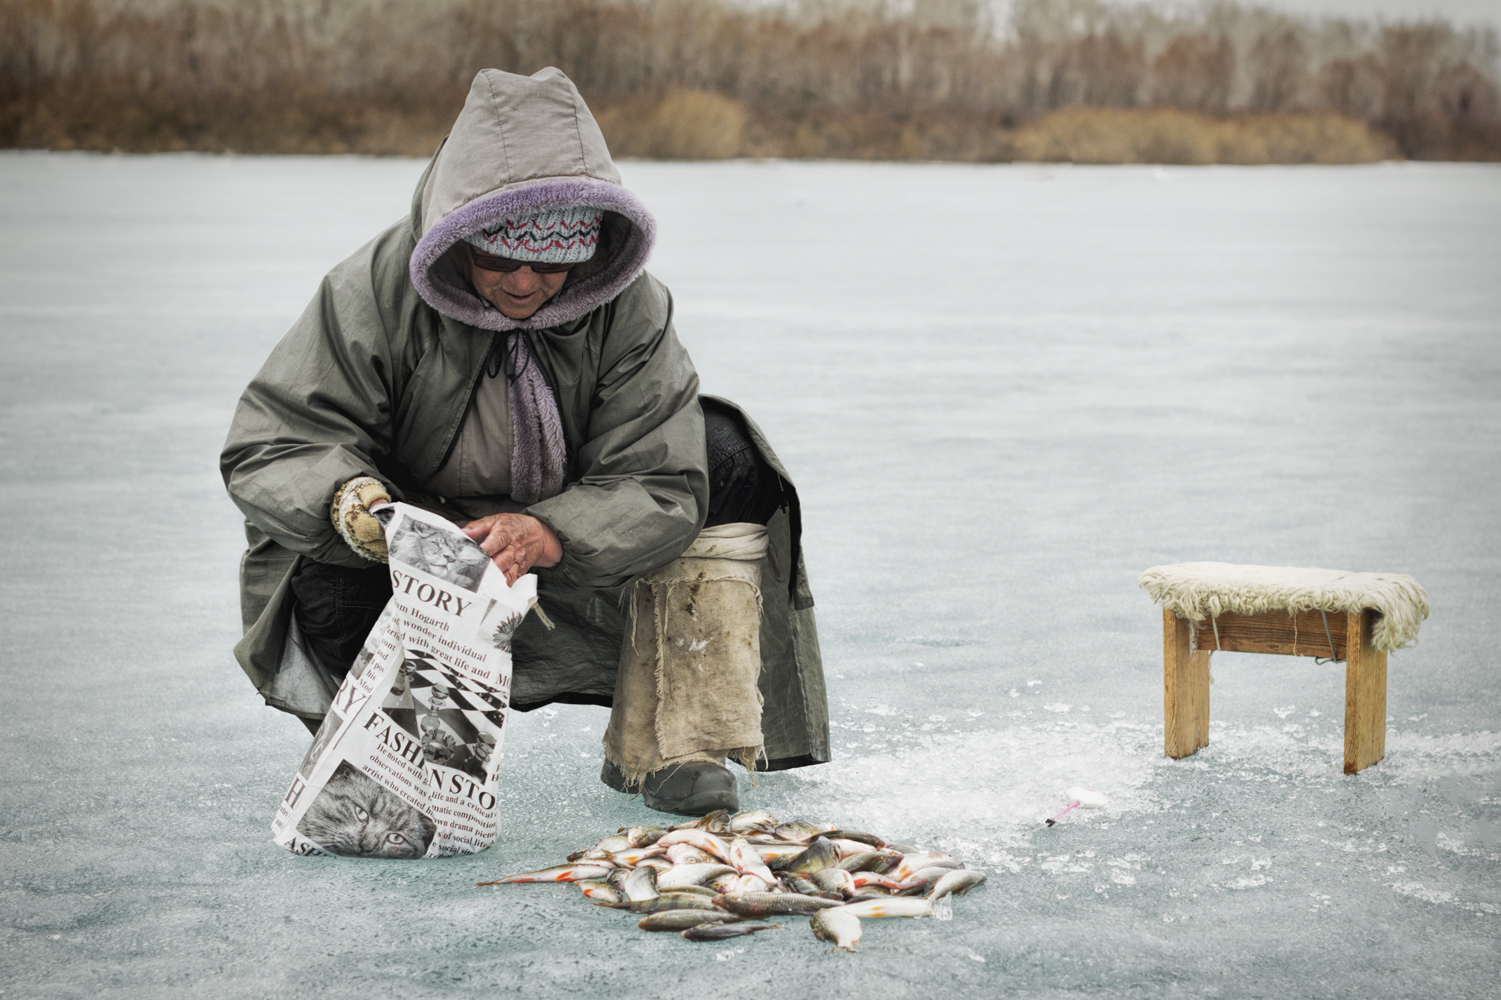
{"left": 602, "top": 523, "right": 769, "bottom": 788}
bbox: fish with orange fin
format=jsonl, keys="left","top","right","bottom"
{"left": 477, "top": 863, "right": 613, "bottom": 886}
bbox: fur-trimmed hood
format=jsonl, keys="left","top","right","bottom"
{"left": 408, "top": 68, "right": 656, "bottom": 332}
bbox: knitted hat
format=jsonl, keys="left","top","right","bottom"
{"left": 463, "top": 207, "right": 604, "bottom": 264}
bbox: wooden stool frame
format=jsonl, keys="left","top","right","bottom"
{"left": 1163, "top": 607, "right": 1387, "bottom": 774}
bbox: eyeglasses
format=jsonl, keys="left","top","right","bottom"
{"left": 467, "top": 247, "right": 576, "bottom": 274}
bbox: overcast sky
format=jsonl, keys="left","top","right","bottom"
{"left": 1094, "top": 0, "right": 1501, "bottom": 30}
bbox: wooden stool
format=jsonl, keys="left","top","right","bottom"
{"left": 1140, "top": 562, "right": 1429, "bottom": 776}
{"left": 1162, "top": 606, "right": 1386, "bottom": 774}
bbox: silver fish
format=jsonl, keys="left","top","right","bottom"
{"left": 727, "top": 809, "right": 778, "bottom": 833}
{"left": 836, "top": 849, "right": 905, "bottom": 874}
{"left": 777, "top": 836, "right": 840, "bottom": 876}
{"left": 637, "top": 910, "right": 744, "bottom": 932}
{"left": 607, "top": 846, "right": 666, "bottom": 867}
{"left": 630, "top": 892, "right": 723, "bottom": 914}
{"left": 823, "top": 830, "right": 887, "bottom": 849}
{"left": 715, "top": 892, "right": 844, "bottom": 917}
{"left": 665, "top": 843, "right": 714, "bottom": 866}
{"left": 575, "top": 879, "right": 625, "bottom": 905}
{"left": 749, "top": 842, "right": 809, "bottom": 864}
{"left": 896, "top": 866, "right": 967, "bottom": 896}
{"left": 729, "top": 836, "right": 778, "bottom": 884}
{"left": 774, "top": 821, "right": 837, "bottom": 843}
{"left": 669, "top": 809, "right": 732, "bottom": 834}
{"left": 633, "top": 858, "right": 674, "bottom": 871}
{"left": 831, "top": 897, "right": 931, "bottom": 919}
{"left": 654, "top": 828, "right": 731, "bottom": 862}
{"left": 889, "top": 853, "right": 961, "bottom": 883}
{"left": 928, "top": 869, "right": 987, "bottom": 900}
{"left": 828, "top": 838, "right": 883, "bottom": 860}
{"left": 567, "top": 833, "right": 635, "bottom": 861}
{"left": 849, "top": 872, "right": 906, "bottom": 892}
{"left": 622, "top": 865, "right": 660, "bottom": 903}
{"left": 655, "top": 863, "right": 738, "bottom": 890}
{"left": 681, "top": 922, "right": 781, "bottom": 942}
{"left": 810, "top": 907, "right": 862, "bottom": 952}
{"left": 728, "top": 874, "right": 773, "bottom": 894}
{"left": 811, "top": 869, "right": 855, "bottom": 896}
{"left": 621, "top": 825, "right": 667, "bottom": 848}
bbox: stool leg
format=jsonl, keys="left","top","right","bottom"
{"left": 1164, "top": 609, "right": 1210, "bottom": 758}
{"left": 1344, "top": 608, "right": 1387, "bottom": 774}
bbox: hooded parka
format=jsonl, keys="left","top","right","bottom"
{"left": 221, "top": 68, "right": 829, "bottom": 771}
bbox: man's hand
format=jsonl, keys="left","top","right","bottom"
{"left": 462, "top": 513, "right": 562, "bottom": 586}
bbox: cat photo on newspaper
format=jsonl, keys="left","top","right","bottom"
{"left": 295, "top": 760, "right": 437, "bottom": 859}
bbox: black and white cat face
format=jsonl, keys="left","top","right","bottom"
{"left": 296, "top": 762, "right": 436, "bottom": 859}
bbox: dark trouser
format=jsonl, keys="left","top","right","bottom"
{"left": 289, "top": 399, "right": 782, "bottom": 729}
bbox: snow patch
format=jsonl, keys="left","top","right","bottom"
{"left": 775, "top": 720, "right": 1157, "bottom": 850}
{"left": 1225, "top": 875, "right": 1273, "bottom": 889}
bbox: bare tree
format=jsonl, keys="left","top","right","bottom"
{"left": 1152, "top": 32, "right": 1235, "bottom": 111}
{"left": 1248, "top": 27, "right": 1308, "bottom": 111}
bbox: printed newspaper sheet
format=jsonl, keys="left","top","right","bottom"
{"left": 271, "top": 503, "right": 537, "bottom": 858}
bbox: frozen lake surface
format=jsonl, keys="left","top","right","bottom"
{"left": 2, "top": 153, "right": 1499, "bottom": 998}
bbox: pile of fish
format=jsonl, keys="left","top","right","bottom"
{"left": 477, "top": 809, "right": 986, "bottom": 950}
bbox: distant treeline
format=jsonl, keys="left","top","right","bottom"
{"left": 3, "top": 0, "right": 1498, "bottom": 162}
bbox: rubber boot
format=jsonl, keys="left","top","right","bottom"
{"left": 600, "top": 758, "right": 740, "bottom": 816}
{"left": 601, "top": 523, "right": 769, "bottom": 814}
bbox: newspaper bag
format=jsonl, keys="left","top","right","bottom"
{"left": 271, "top": 502, "right": 536, "bottom": 858}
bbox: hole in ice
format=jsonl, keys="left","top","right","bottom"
{"left": 1066, "top": 785, "right": 1110, "bottom": 808}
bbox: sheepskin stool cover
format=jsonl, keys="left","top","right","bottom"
{"left": 1138, "top": 562, "right": 1429, "bottom": 652}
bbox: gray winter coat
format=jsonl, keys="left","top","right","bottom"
{"left": 220, "top": 68, "right": 828, "bottom": 770}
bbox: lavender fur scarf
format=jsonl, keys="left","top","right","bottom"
{"left": 502, "top": 332, "right": 567, "bottom": 504}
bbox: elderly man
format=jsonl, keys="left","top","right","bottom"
{"left": 222, "top": 68, "right": 828, "bottom": 815}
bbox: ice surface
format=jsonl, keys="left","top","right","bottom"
{"left": 1, "top": 153, "right": 1498, "bottom": 998}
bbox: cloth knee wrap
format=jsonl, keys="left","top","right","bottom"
{"left": 602, "top": 523, "right": 769, "bottom": 787}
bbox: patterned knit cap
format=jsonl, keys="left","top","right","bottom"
{"left": 463, "top": 207, "right": 604, "bottom": 264}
